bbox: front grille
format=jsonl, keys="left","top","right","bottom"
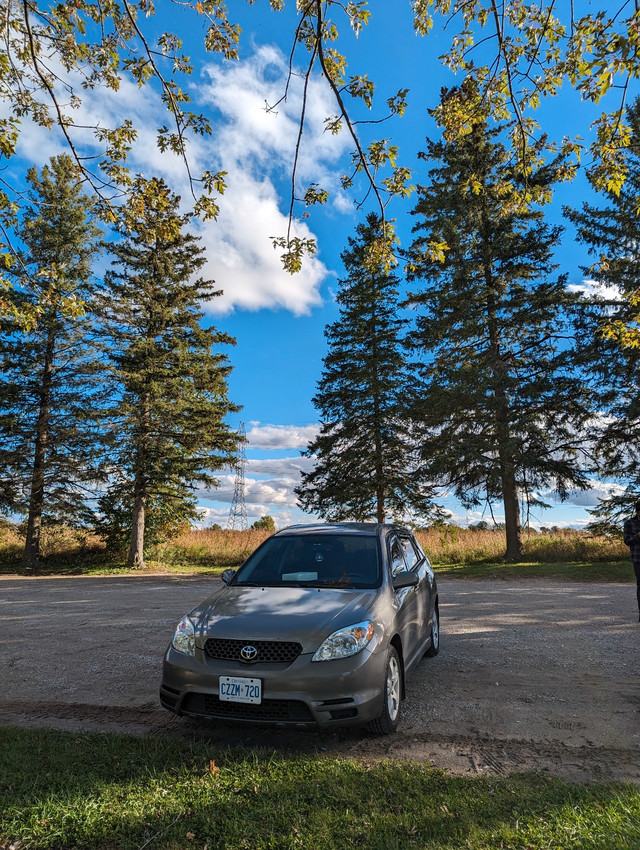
{"left": 204, "top": 638, "right": 302, "bottom": 665}
{"left": 182, "top": 693, "right": 314, "bottom": 723}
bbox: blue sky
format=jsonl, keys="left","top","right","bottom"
{"left": 7, "top": 2, "right": 634, "bottom": 530}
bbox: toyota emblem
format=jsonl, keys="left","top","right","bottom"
{"left": 240, "top": 645, "right": 258, "bottom": 661}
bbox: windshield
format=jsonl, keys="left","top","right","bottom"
{"left": 233, "top": 534, "right": 381, "bottom": 589}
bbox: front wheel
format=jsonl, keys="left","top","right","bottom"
{"left": 367, "top": 646, "right": 402, "bottom": 735}
{"left": 425, "top": 603, "right": 439, "bottom": 657}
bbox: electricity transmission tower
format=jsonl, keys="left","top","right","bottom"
{"left": 227, "top": 421, "right": 248, "bottom": 530}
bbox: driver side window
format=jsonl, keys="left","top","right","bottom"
{"left": 400, "top": 536, "right": 420, "bottom": 571}
{"left": 389, "top": 536, "right": 406, "bottom": 576}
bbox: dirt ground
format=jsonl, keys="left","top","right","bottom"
{"left": 1, "top": 574, "right": 639, "bottom": 784}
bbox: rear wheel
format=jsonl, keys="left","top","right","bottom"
{"left": 425, "top": 603, "right": 439, "bottom": 657}
{"left": 367, "top": 646, "right": 402, "bottom": 735}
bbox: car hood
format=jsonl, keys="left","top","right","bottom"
{"left": 190, "top": 584, "right": 379, "bottom": 652}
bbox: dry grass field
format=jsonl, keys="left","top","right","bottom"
{"left": 0, "top": 522, "right": 104, "bottom": 561}
{"left": 163, "top": 524, "right": 629, "bottom": 571}
{"left": 0, "top": 519, "right": 630, "bottom": 576}
{"left": 413, "top": 525, "right": 628, "bottom": 564}
{"left": 162, "top": 527, "right": 272, "bottom": 567}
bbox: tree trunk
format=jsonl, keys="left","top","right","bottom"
{"left": 500, "top": 452, "right": 522, "bottom": 561}
{"left": 375, "top": 481, "right": 385, "bottom": 524}
{"left": 494, "top": 394, "right": 523, "bottom": 561}
{"left": 482, "top": 231, "right": 523, "bottom": 562}
{"left": 373, "top": 410, "right": 385, "bottom": 523}
{"left": 495, "top": 382, "right": 522, "bottom": 561}
{"left": 23, "top": 326, "right": 56, "bottom": 570}
{"left": 127, "top": 397, "right": 150, "bottom": 569}
{"left": 127, "top": 480, "right": 146, "bottom": 569}
{"left": 371, "top": 312, "right": 385, "bottom": 524}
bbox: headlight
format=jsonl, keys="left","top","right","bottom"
{"left": 312, "top": 621, "right": 374, "bottom": 662}
{"left": 172, "top": 616, "right": 195, "bottom": 656}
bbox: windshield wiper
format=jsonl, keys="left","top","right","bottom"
{"left": 234, "top": 581, "right": 272, "bottom": 587}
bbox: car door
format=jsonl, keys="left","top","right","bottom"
{"left": 399, "top": 533, "right": 434, "bottom": 662}
{"left": 388, "top": 533, "right": 422, "bottom": 669}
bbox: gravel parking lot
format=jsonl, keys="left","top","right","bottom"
{"left": 1, "top": 574, "right": 638, "bottom": 783}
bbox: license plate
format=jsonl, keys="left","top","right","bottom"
{"left": 219, "top": 676, "right": 262, "bottom": 704}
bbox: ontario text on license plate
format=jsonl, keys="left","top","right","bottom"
{"left": 219, "top": 676, "right": 262, "bottom": 704}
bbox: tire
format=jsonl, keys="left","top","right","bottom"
{"left": 367, "top": 646, "right": 402, "bottom": 735}
{"left": 425, "top": 603, "right": 440, "bottom": 657}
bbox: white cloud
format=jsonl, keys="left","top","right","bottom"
{"left": 194, "top": 423, "right": 321, "bottom": 521}
{"left": 246, "top": 422, "right": 319, "bottom": 449}
{"left": 560, "top": 480, "right": 626, "bottom": 507}
{"left": 247, "top": 456, "right": 314, "bottom": 476}
{"left": 568, "top": 279, "right": 623, "bottom": 302}
{"left": 245, "top": 477, "right": 296, "bottom": 505}
{"left": 531, "top": 479, "right": 625, "bottom": 510}
{"left": 200, "top": 44, "right": 348, "bottom": 183}
{"left": 198, "top": 470, "right": 302, "bottom": 511}
{"left": 8, "top": 58, "right": 190, "bottom": 189}
{"left": 9, "top": 45, "right": 351, "bottom": 317}
{"left": 271, "top": 508, "right": 319, "bottom": 529}
{"left": 189, "top": 45, "right": 351, "bottom": 315}
{"left": 193, "top": 170, "right": 326, "bottom": 315}
{"left": 199, "top": 473, "right": 237, "bottom": 505}
{"left": 197, "top": 506, "right": 233, "bottom": 527}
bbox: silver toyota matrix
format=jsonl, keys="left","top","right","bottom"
{"left": 160, "top": 522, "right": 439, "bottom": 734}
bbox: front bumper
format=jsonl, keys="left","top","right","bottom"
{"left": 160, "top": 640, "right": 388, "bottom": 728}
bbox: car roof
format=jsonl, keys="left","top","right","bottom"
{"left": 274, "top": 522, "right": 409, "bottom": 538}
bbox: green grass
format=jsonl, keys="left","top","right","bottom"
{"left": 435, "top": 559, "right": 634, "bottom": 582}
{"left": 0, "top": 727, "right": 638, "bottom": 850}
{"left": 1, "top": 553, "right": 632, "bottom": 583}
{"left": 1, "top": 559, "right": 633, "bottom": 583}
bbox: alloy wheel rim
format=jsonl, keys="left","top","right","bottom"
{"left": 387, "top": 655, "right": 401, "bottom": 721}
{"left": 432, "top": 612, "right": 439, "bottom": 649}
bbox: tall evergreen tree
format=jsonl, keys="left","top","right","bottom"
{"left": 406, "top": 91, "right": 591, "bottom": 560}
{"left": 564, "top": 96, "right": 640, "bottom": 525}
{"left": 296, "top": 213, "right": 440, "bottom": 524}
{"left": 99, "top": 177, "right": 238, "bottom": 568}
{"left": 0, "top": 155, "right": 103, "bottom": 568}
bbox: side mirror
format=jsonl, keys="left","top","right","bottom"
{"left": 221, "top": 568, "right": 237, "bottom": 585}
{"left": 393, "top": 570, "right": 419, "bottom": 590}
